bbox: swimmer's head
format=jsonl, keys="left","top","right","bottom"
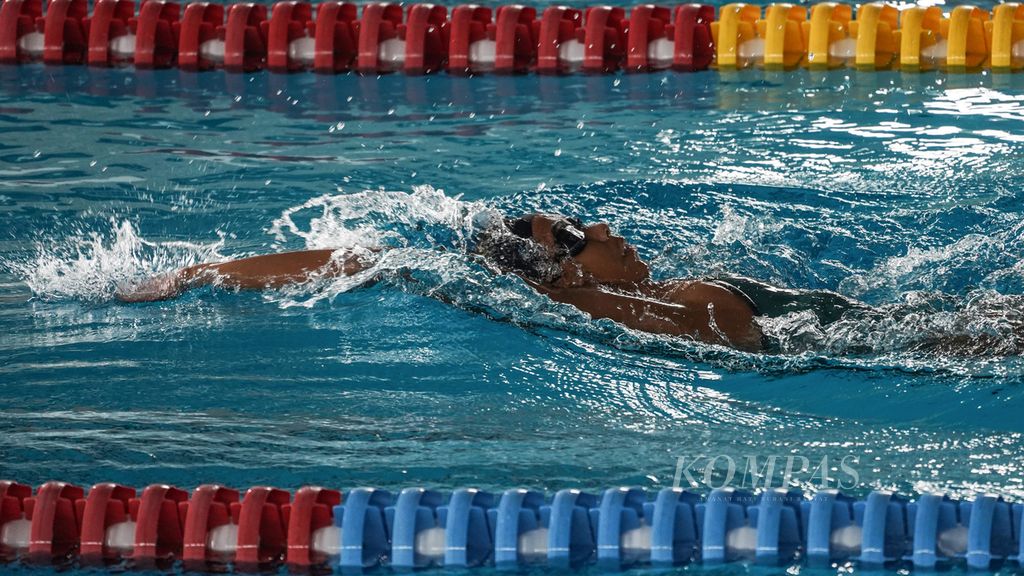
{"left": 475, "top": 213, "right": 650, "bottom": 287}
{"left": 473, "top": 214, "right": 565, "bottom": 284}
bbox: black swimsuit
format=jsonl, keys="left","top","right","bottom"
{"left": 704, "top": 276, "right": 868, "bottom": 353}
{"left": 704, "top": 278, "right": 762, "bottom": 316}
{"left": 709, "top": 276, "right": 866, "bottom": 324}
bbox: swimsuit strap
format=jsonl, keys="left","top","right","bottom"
{"left": 703, "top": 279, "right": 762, "bottom": 317}
{"left": 703, "top": 278, "right": 774, "bottom": 354}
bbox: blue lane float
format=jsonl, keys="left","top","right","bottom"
{"left": 854, "top": 491, "right": 910, "bottom": 566}
{"left": 334, "top": 487, "right": 391, "bottom": 570}
{"left": 1, "top": 479, "right": 1024, "bottom": 573}
{"left": 804, "top": 489, "right": 860, "bottom": 566}
{"left": 649, "top": 488, "right": 700, "bottom": 566}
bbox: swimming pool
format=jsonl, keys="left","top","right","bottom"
{"left": 3, "top": 18, "right": 1024, "bottom": 572}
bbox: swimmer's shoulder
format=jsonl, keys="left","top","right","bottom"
{"left": 644, "top": 279, "right": 764, "bottom": 352}
{"left": 641, "top": 279, "right": 738, "bottom": 305}
{"left": 638, "top": 279, "right": 697, "bottom": 300}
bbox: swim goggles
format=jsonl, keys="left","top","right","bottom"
{"left": 506, "top": 214, "right": 588, "bottom": 257}
{"left": 550, "top": 218, "right": 587, "bottom": 257}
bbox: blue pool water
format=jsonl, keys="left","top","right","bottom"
{"left": 3, "top": 57, "right": 1024, "bottom": 571}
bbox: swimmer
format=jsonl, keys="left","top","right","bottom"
{"left": 116, "top": 213, "right": 865, "bottom": 353}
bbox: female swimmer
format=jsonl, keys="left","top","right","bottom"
{"left": 117, "top": 213, "right": 867, "bottom": 353}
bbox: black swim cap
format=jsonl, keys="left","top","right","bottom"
{"left": 473, "top": 213, "right": 562, "bottom": 284}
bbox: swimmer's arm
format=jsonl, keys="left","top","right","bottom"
{"left": 117, "top": 249, "right": 369, "bottom": 303}
{"left": 534, "top": 284, "right": 705, "bottom": 336}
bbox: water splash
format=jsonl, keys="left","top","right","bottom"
{"left": 268, "top": 185, "right": 499, "bottom": 253}
{"left": 4, "top": 219, "right": 224, "bottom": 302}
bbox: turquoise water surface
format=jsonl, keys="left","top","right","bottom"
{"left": 2, "top": 58, "right": 1024, "bottom": 574}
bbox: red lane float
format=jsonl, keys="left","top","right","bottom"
{"left": 0, "top": 0, "right": 41, "bottom": 63}
{"left": 672, "top": 3, "right": 714, "bottom": 71}
{"left": 129, "top": 484, "right": 188, "bottom": 564}
{"left": 222, "top": 2, "right": 268, "bottom": 72}
{"left": 26, "top": 481, "right": 84, "bottom": 559}
{"left": 536, "top": 6, "right": 582, "bottom": 73}
{"left": 284, "top": 486, "right": 341, "bottom": 567}
{"left": 234, "top": 486, "right": 290, "bottom": 567}
{"left": 492, "top": 5, "right": 536, "bottom": 73}
{"left": 177, "top": 2, "right": 222, "bottom": 70}
{"left": 42, "top": 0, "right": 88, "bottom": 64}
{"left": 131, "top": 0, "right": 179, "bottom": 68}
{"left": 626, "top": 4, "right": 671, "bottom": 71}
{"left": 446, "top": 4, "right": 490, "bottom": 74}
{"left": 355, "top": 3, "right": 403, "bottom": 73}
{"left": 266, "top": 0, "right": 312, "bottom": 71}
{"left": 77, "top": 483, "right": 135, "bottom": 562}
{"left": 312, "top": 1, "right": 357, "bottom": 73}
{"left": 85, "top": 0, "right": 135, "bottom": 66}
{"left": 403, "top": 4, "right": 448, "bottom": 74}
{"left": 181, "top": 484, "right": 239, "bottom": 568}
{"left": 0, "top": 481, "right": 32, "bottom": 558}
{"left": 582, "top": 6, "right": 626, "bottom": 73}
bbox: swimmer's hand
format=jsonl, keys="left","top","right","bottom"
{"left": 115, "top": 270, "right": 189, "bottom": 303}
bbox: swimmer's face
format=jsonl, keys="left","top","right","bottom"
{"left": 531, "top": 215, "right": 650, "bottom": 286}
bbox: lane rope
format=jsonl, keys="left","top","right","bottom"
{"left": 0, "top": 1, "right": 1018, "bottom": 75}
{"left": 1, "top": 480, "right": 1022, "bottom": 571}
